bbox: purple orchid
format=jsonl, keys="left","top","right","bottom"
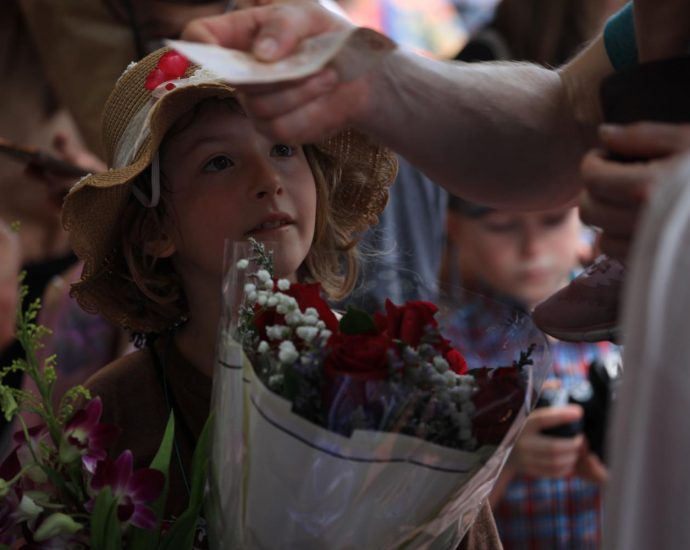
{"left": 0, "top": 487, "right": 21, "bottom": 546}
{"left": 90, "top": 450, "right": 164, "bottom": 530}
{"left": 60, "top": 397, "right": 119, "bottom": 473}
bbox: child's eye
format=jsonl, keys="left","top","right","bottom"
{"left": 542, "top": 213, "right": 569, "bottom": 228}
{"left": 271, "top": 144, "right": 295, "bottom": 158}
{"left": 203, "top": 155, "right": 234, "bottom": 173}
{"left": 483, "top": 221, "right": 519, "bottom": 234}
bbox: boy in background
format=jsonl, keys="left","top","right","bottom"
{"left": 442, "top": 196, "right": 616, "bottom": 549}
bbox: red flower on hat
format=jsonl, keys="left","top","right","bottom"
{"left": 144, "top": 51, "right": 190, "bottom": 91}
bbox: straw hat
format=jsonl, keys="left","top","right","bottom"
{"left": 62, "top": 47, "right": 397, "bottom": 333}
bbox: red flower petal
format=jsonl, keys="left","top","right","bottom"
{"left": 157, "top": 51, "right": 189, "bottom": 79}
{"left": 446, "top": 348, "right": 468, "bottom": 374}
{"left": 144, "top": 68, "right": 167, "bottom": 91}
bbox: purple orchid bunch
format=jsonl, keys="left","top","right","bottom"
{"left": 0, "top": 286, "right": 209, "bottom": 549}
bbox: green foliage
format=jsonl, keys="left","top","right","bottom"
{"left": 89, "top": 487, "right": 122, "bottom": 550}
{"left": 1, "top": 283, "right": 208, "bottom": 548}
{"left": 158, "top": 414, "right": 213, "bottom": 550}
{"left": 339, "top": 307, "right": 377, "bottom": 335}
{"left": 129, "top": 413, "right": 176, "bottom": 550}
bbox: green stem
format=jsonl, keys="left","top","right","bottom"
{"left": 15, "top": 308, "right": 61, "bottom": 447}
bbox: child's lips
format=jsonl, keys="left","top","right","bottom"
{"left": 246, "top": 224, "right": 293, "bottom": 237}
{"left": 519, "top": 269, "right": 551, "bottom": 283}
{"left": 245, "top": 218, "right": 295, "bottom": 236}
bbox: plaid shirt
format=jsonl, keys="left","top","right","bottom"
{"left": 442, "top": 288, "right": 620, "bottom": 550}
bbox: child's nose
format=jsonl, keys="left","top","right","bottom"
{"left": 521, "top": 227, "right": 545, "bottom": 256}
{"left": 252, "top": 160, "right": 284, "bottom": 199}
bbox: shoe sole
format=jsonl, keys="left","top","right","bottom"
{"left": 538, "top": 325, "right": 620, "bottom": 344}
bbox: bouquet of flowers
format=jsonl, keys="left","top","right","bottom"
{"left": 207, "top": 239, "right": 549, "bottom": 549}
{"left": 0, "top": 285, "right": 209, "bottom": 549}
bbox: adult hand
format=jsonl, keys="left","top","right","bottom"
{"left": 25, "top": 133, "right": 106, "bottom": 208}
{"left": 183, "top": 2, "right": 349, "bottom": 60}
{"left": 508, "top": 405, "right": 585, "bottom": 478}
{"left": 182, "top": 3, "right": 376, "bottom": 143}
{"left": 634, "top": 0, "right": 690, "bottom": 62}
{"left": 580, "top": 122, "right": 690, "bottom": 261}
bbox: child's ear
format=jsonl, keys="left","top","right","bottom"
{"left": 144, "top": 235, "right": 176, "bottom": 258}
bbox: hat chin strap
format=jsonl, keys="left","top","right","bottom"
{"left": 132, "top": 152, "right": 161, "bottom": 208}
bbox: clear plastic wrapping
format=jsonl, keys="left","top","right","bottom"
{"left": 207, "top": 241, "right": 550, "bottom": 549}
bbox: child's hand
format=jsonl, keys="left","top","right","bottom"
{"left": 508, "top": 405, "right": 585, "bottom": 478}
{"left": 574, "top": 440, "right": 609, "bottom": 485}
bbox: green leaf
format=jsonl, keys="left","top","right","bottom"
{"left": 157, "top": 414, "right": 213, "bottom": 550}
{"left": 129, "top": 413, "right": 176, "bottom": 550}
{"left": 89, "top": 487, "right": 122, "bottom": 550}
{"left": 339, "top": 307, "right": 377, "bottom": 335}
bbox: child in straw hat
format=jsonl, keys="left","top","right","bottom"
{"left": 62, "top": 48, "right": 500, "bottom": 546}
{"left": 61, "top": 47, "right": 399, "bottom": 516}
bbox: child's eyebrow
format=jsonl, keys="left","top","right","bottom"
{"left": 173, "top": 134, "right": 238, "bottom": 156}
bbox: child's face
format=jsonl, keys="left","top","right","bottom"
{"left": 451, "top": 207, "right": 582, "bottom": 308}
{"left": 159, "top": 101, "right": 317, "bottom": 284}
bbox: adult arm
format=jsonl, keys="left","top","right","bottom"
{"left": 634, "top": 0, "right": 690, "bottom": 62}
{"left": 183, "top": 3, "right": 615, "bottom": 209}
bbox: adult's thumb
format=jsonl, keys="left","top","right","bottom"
{"left": 253, "top": 3, "right": 350, "bottom": 61}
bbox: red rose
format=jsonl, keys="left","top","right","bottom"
{"left": 445, "top": 348, "right": 468, "bottom": 375}
{"left": 323, "top": 332, "right": 393, "bottom": 414}
{"left": 380, "top": 299, "right": 439, "bottom": 347}
{"left": 283, "top": 283, "right": 339, "bottom": 332}
{"left": 324, "top": 333, "right": 391, "bottom": 381}
{"left": 470, "top": 366, "right": 526, "bottom": 446}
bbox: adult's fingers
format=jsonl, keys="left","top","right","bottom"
{"left": 239, "top": 68, "right": 338, "bottom": 120}
{"left": 579, "top": 191, "right": 641, "bottom": 238}
{"left": 182, "top": 10, "right": 255, "bottom": 47}
{"left": 581, "top": 150, "right": 654, "bottom": 206}
{"left": 248, "top": 80, "right": 365, "bottom": 143}
{"left": 599, "top": 122, "right": 690, "bottom": 160}
{"left": 53, "top": 133, "right": 106, "bottom": 173}
{"left": 182, "top": 4, "right": 348, "bottom": 61}
{"left": 252, "top": 3, "right": 350, "bottom": 61}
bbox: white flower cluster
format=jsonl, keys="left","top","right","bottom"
{"left": 405, "top": 346, "right": 478, "bottom": 450}
{"left": 240, "top": 274, "right": 332, "bottom": 368}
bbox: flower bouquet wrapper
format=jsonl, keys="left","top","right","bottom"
{"left": 206, "top": 241, "right": 550, "bottom": 549}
